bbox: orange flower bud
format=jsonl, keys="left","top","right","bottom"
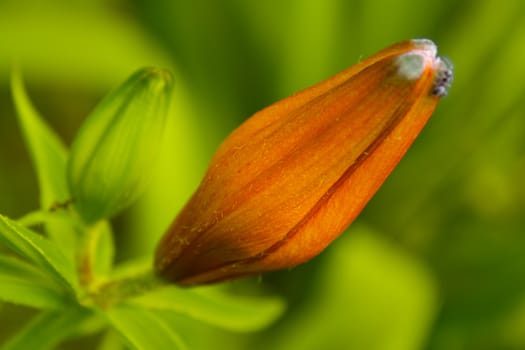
{"left": 155, "top": 39, "right": 453, "bottom": 285}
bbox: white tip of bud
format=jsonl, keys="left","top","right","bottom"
{"left": 396, "top": 53, "right": 426, "bottom": 80}
{"left": 395, "top": 39, "right": 453, "bottom": 96}
{"left": 411, "top": 39, "right": 438, "bottom": 56}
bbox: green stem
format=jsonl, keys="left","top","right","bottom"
{"left": 88, "top": 269, "right": 167, "bottom": 309}
{"left": 77, "top": 219, "right": 100, "bottom": 289}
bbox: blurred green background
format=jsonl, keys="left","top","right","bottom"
{"left": 1, "top": 0, "right": 525, "bottom": 349}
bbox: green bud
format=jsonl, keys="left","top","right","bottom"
{"left": 67, "top": 67, "right": 174, "bottom": 224}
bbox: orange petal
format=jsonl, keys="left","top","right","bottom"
{"left": 156, "top": 39, "right": 452, "bottom": 285}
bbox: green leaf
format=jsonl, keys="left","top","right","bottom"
{"left": 97, "top": 330, "right": 125, "bottom": 350}
{"left": 16, "top": 210, "right": 79, "bottom": 265}
{"left": 10, "top": 69, "right": 76, "bottom": 256}
{"left": 0, "top": 254, "right": 67, "bottom": 309}
{"left": 1, "top": 307, "right": 92, "bottom": 350}
{"left": 104, "top": 304, "right": 187, "bottom": 350}
{"left": 10, "top": 69, "right": 69, "bottom": 208}
{"left": 130, "top": 285, "right": 285, "bottom": 332}
{"left": 0, "top": 214, "right": 78, "bottom": 293}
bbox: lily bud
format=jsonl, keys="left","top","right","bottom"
{"left": 156, "top": 39, "right": 453, "bottom": 285}
{"left": 68, "top": 67, "right": 174, "bottom": 224}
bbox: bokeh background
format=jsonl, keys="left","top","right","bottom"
{"left": 1, "top": 0, "right": 525, "bottom": 349}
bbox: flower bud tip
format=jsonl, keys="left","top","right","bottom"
{"left": 395, "top": 39, "right": 453, "bottom": 96}
{"left": 141, "top": 67, "right": 174, "bottom": 93}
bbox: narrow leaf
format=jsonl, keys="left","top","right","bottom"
{"left": 1, "top": 307, "right": 92, "bottom": 350}
{"left": 0, "top": 214, "right": 78, "bottom": 293}
{"left": 0, "top": 255, "right": 67, "bottom": 309}
{"left": 130, "top": 286, "right": 285, "bottom": 332}
{"left": 105, "top": 304, "right": 187, "bottom": 350}
{"left": 17, "top": 210, "right": 78, "bottom": 265}
{"left": 10, "top": 69, "right": 76, "bottom": 255}
{"left": 10, "top": 69, "right": 69, "bottom": 207}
